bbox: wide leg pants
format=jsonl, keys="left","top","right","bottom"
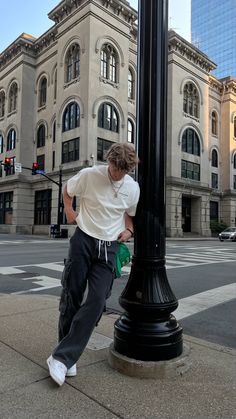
{"left": 53, "top": 227, "right": 118, "bottom": 368}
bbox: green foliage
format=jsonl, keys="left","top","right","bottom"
{"left": 210, "top": 220, "right": 228, "bottom": 234}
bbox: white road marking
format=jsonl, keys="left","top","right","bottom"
{"left": 0, "top": 267, "right": 26, "bottom": 275}
{"left": 35, "top": 262, "right": 64, "bottom": 272}
{"left": 175, "top": 283, "right": 236, "bottom": 320}
{"left": 11, "top": 276, "right": 60, "bottom": 294}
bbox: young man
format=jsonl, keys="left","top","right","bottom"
{"left": 47, "top": 143, "right": 140, "bottom": 386}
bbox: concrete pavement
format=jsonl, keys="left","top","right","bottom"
{"left": 0, "top": 293, "right": 235, "bottom": 418}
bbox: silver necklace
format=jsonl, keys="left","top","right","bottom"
{"left": 108, "top": 170, "right": 124, "bottom": 198}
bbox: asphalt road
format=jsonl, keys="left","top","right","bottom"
{"left": 0, "top": 234, "right": 235, "bottom": 350}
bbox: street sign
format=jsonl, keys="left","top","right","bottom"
{"left": 14, "top": 163, "right": 22, "bottom": 173}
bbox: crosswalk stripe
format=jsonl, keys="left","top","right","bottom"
{"left": 0, "top": 267, "right": 26, "bottom": 275}
{"left": 35, "top": 262, "right": 64, "bottom": 272}
{"left": 175, "top": 283, "right": 236, "bottom": 320}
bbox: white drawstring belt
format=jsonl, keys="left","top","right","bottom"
{"left": 98, "top": 240, "right": 111, "bottom": 263}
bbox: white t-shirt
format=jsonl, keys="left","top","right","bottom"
{"left": 66, "top": 165, "right": 140, "bottom": 241}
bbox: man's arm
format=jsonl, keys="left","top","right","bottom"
{"left": 63, "top": 183, "right": 78, "bottom": 224}
{"left": 117, "top": 213, "right": 134, "bottom": 242}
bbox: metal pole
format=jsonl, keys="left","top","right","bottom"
{"left": 113, "top": 0, "right": 183, "bottom": 361}
{"left": 57, "top": 169, "right": 62, "bottom": 235}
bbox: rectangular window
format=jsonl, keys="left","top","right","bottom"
{"left": 97, "top": 138, "right": 114, "bottom": 162}
{"left": 62, "top": 138, "right": 80, "bottom": 163}
{"left": 104, "top": 104, "right": 112, "bottom": 130}
{"left": 234, "top": 175, "right": 236, "bottom": 190}
{"left": 34, "top": 189, "right": 51, "bottom": 225}
{"left": 52, "top": 151, "right": 55, "bottom": 170}
{"left": 211, "top": 173, "right": 218, "bottom": 189}
{"left": 53, "top": 122, "right": 56, "bottom": 143}
{"left": 0, "top": 191, "right": 13, "bottom": 224}
{"left": 187, "top": 130, "right": 193, "bottom": 154}
{"left": 101, "top": 51, "right": 107, "bottom": 78}
{"left": 181, "top": 159, "right": 200, "bottom": 181}
{"left": 210, "top": 201, "right": 219, "bottom": 221}
{"left": 37, "top": 155, "right": 45, "bottom": 171}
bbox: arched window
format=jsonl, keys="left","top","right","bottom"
{"left": 62, "top": 102, "right": 80, "bottom": 132}
{"left": 98, "top": 103, "right": 119, "bottom": 132}
{"left": 37, "top": 125, "right": 46, "bottom": 148}
{"left": 7, "top": 129, "right": 16, "bottom": 151}
{"left": 234, "top": 116, "right": 236, "bottom": 138}
{"left": 52, "top": 120, "right": 56, "bottom": 143}
{"left": 0, "top": 91, "right": 5, "bottom": 117}
{"left": 182, "top": 128, "right": 200, "bottom": 156}
{"left": 0, "top": 133, "right": 3, "bottom": 153}
{"left": 100, "top": 44, "right": 118, "bottom": 83}
{"left": 54, "top": 69, "right": 57, "bottom": 100}
{"left": 211, "top": 111, "right": 218, "bottom": 136}
{"left": 127, "top": 119, "right": 134, "bottom": 143}
{"left": 65, "top": 44, "right": 80, "bottom": 83}
{"left": 128, "top": 68, "right": 134, "bottom": 99}
{"left": 183, "top": 82, "right": 199, "bottom": 118}
{"left": 8, "top": 82, "right": 18, "bottom": 113}
{"left": 39, "top": 77, "right": 47, "bottom": 107}
{"left": 234, "top": 153, "right": 236, "bottom": 169}
{"left": 211, "top": 149, "right": 218, "bottom": 167}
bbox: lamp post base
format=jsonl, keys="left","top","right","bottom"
{"left": 113, "top": 312, "right": 183, "bottom": 361}
{"left": 109, "top": 341, "right": 190, "bottom": 379}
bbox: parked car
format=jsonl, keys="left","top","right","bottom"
{"left": 219, "top": 227, "right": 236, "bottom": 242}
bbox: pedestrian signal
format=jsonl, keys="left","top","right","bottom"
{"left": 32, "top": 162, "right": 39, "bottom": 175}
{"left": 4, "top": 157, "right": 11, "bottom": 173}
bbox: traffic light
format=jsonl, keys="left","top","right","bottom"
{"left": 32, "top": 162, "right": 39, "bottom": 175}
{"left": 4, "top": 157, "right": 11, "bottom": 173}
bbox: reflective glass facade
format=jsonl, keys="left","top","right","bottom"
{"left": 191, "top": 0, "right": 236, "bottom": 78}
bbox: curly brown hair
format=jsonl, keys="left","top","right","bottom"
{"left": 106, "top": 143, "right": 139, "bottom": 172}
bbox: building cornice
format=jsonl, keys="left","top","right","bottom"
{"left": 209, "top": 75, "right": 223, "bottom": 94}
{"left": 0, "top": 28, "right": 57, "bottom": 71}
{"left": 222, "top": 76, "right": 236, "bottom": 96}
{"left": 0, "top": 34, "right": 36, "bottom": 70}
{"left": 168, "top": 30, "right": 216, "bottom": 74}
{"left": 34, "top": 28, "right": 58, "bottom": 54}
{"left": 48, "top": 0, "right": 137, "bottom": 25}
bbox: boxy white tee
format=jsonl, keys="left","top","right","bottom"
{"left": 66, "top": 165, "right": 140, "bottom": 241}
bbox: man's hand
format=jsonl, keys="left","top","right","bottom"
{"left": 117, "top": 229, "right": 133, "bottom": 242}
{"left": 65, "top": 209, "right": 78, "bottom": 225}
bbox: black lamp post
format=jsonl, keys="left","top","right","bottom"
{"left": 57, "top": 168, "right": 63, "bottom": 234}
{"left": 113, "top": 0, "right": 183, "bottom": 361}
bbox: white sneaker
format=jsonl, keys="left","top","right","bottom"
{"left": 66, "top": 364, "right": 77, "bottom": 377}
{"left": 47, "top": 355, "right": 67, "bottom": 386}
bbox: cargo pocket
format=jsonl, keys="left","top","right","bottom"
{"left": 59, "top": 258, "right": 72, "bottom": 315}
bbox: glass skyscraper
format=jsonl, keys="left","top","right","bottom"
{"left": 191, "top": 0, "right": 236, "bottom": 79}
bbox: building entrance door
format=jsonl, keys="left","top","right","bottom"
{"left": 182, "top": 197, "right": 191, "bottom": 232}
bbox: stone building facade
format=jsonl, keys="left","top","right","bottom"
{"left": 0, "top": 0, "right": 236, "bottom": 237}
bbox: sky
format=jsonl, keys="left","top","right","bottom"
{"left": 0, "top": 0, "right": 191, "bottom": 53}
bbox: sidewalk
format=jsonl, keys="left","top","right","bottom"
{"left": 0, "top": 294, "right": 235, "bottom": 418}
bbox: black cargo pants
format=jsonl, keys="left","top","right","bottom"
{"left": 53, "top": 227, "right": 118, "bottom": 369}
